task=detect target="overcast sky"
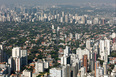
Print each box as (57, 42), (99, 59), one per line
(0, 0), (115, 5)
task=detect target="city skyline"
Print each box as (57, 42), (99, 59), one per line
(0, 0), (116, 77)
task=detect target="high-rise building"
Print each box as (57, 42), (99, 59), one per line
(65, 14), (68, 23)
(83, 55), (88, 72)
(101, 18), (105, 25)
(96, 67), (104, 77)
(52, 25), (54, 29)
(62, 11), (65, 17)
(104, 40), (110, 55)
(16, 57), (21, 72)
(81, 67), (86, 77)
(99, 40), (110, 61)
(44, 61), (49, 69)
(95, 61), (100, 76)
(87, 20), (93, 24)
(70, 54), (78, 64)
(75, 33), (81, 40)
(77, 16), (85, 24)
(100, 40), (105, 60)
(62, 64), (70, 77)
(11, 47), (27, 72)
(8, 57), (13, 71)
(64, 46), (70, 56)
(62, 65), (67, 77)
(57, 26), (60, 32)
(12, 47), (21, 57)
(86, 39), (91, 50)
(50, 68), (62, 77)
(69, 33), (73, 40)
(76, 48), (90, 60)
(93, 18), (99, 24)
(35, 60), (44, 73)
(12, 57), (21, 72)
(75, 33), (78, 40)
(71, 63), (78, 77)
(12, 47), (21, 72)
(35, 59), (49, 74)
(60, 17), (64, 23)
(103, 62), (107, 75)
(61, 55), (70, 65)
(0, 45), (3, 62)
(104, 51), (108, 63)
(66, 64), (71, 77)
(22, 70), (32, 77)
(21, 50), (28, 66)
(90, 52), (96, 71)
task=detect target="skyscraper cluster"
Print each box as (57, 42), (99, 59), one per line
(49, 38), (111, 77)
(0, 46), (28, 76)
(0, 6), (114, 25)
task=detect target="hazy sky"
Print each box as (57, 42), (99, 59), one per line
(0, 0), (115, 5)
